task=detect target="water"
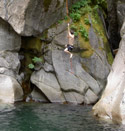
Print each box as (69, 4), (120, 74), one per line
(0, 103), (125, 131)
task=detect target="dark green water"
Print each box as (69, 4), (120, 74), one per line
(0, 103), (124, 131)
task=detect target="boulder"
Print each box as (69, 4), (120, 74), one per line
(31, 69), (65, 103)
(0, 18), (21, 51)
(0, 75), (23, 103)
(63, 92), (84, 104)
(0, 51), (22, 83)
(84, 89), (98, 104)
(31, 87), (49, 102)
(0, 51), (20, 73)
(0, 0), (76, 36)
(93, 23), (125, 124)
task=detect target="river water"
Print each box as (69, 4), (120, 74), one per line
(0, 102), (124, 131)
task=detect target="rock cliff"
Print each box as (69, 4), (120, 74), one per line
(93, 0), (125, 124)
(0, 0), (112, 104)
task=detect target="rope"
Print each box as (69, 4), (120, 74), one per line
(70, 58), (74, 74)
(66, 0), (74, 74)
(66, 0), (69, 17)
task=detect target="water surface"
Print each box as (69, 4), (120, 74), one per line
(0, 103), (124, 131)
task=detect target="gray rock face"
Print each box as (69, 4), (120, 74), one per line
(0, 18), (21, 51)
(0, 74), (23, 103)
(107, 0), (120, 49)
(31, 87), (49, 103)
(82, 26), (110, 89)
(93, 23), (125, 124)
(0, 0), (75, 36)
(107, 0), (125, 49)
(117, 1), (125, 31)
(0, 17), (23, 103)
(31, 69), (65, 103)
(31, 22), (111, 104)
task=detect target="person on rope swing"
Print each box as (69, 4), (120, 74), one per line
(64, 23), (74, 59)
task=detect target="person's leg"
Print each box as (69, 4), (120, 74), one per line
(64, 48), (73, 58)
(70, 53), (73, 58)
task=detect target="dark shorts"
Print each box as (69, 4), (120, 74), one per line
(67, 45), (74, 52)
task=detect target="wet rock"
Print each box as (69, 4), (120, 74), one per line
(0, 75), (23, 103)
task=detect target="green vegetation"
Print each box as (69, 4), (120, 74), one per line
(84, 18), (90, 25)
(70, 13), (81, 22)
(28, 57), (43, 69)
(28, 64), (35, 69)
(79, 25), (88, 41)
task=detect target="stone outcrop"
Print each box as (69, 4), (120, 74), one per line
(0, 18), (23, 103)
(31, 69), (65, 103)
(31, 21), (111, 104)
(0, 0), (76, 36)
(0, 0), (112, 104)
(0, 75), (23, 103)
(107, 0), (125, 49)
(0, 18), (21, 51)
(93, 21), (125, 124)
(117, 1), (125, 31)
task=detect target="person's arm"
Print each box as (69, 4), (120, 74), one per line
(68, 23), (71, 37)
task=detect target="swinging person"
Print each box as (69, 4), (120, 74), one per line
(64, 23), (74, 59)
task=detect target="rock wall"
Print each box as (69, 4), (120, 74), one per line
(0, 0), (112, 104)
(30, 20), (111, 104)
(93, 21), (125, 124)
(107, 0), (125, 49)
(0, 0), (76, 36)
(0, 18), (23, 103)
(0, 0), (78, 103)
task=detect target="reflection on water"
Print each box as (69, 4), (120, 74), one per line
(0, 103), (124, 131)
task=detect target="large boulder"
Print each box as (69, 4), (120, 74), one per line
(0, 0), (77, 36)
(0, 18), (21, 51)
(93, 22), (125, 124)
(31, 69), (65, 103)
(0, 75), (23, 103)
(0, 17), (23, 103)
(0, 18), (21, 79)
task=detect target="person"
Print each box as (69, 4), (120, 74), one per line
(64, 23), (74, 59)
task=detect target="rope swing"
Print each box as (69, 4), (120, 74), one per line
(66, 0), (73, 74)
